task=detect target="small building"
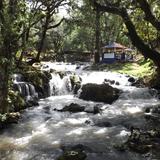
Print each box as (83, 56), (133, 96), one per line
(101, 42), (132, 63)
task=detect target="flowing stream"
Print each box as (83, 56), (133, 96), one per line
(0, 62), (160, 160)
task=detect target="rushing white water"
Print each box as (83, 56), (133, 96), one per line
(12, 74), (38, 101)
(49, 73), (72, 96)
(1, 62), (160, 160)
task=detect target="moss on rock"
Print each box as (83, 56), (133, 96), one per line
(23, 70), (52, 98)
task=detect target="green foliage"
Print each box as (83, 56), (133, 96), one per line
(105, 59), (154, 78)
(8, 89), (26, 111)
(62, 0), (131, 52)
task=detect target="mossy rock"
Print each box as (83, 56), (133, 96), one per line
(8, 89), (26, 112)
(16, 62), (51, 98)
(23, 70), (51, 98)
(0, 112), (21, 128)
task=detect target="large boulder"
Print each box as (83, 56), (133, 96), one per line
(79, 83), (120, 104)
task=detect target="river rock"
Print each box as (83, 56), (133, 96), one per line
(145, 105), (160, 122)
(79, 83), (120, 104)
(124, 127), (160, 154)
(84, 105), (102, 114)
(70, 74), (82, 94)
(57, 103), (85, 113)
(57, 144), (88, 160)
(128, 77), (136, 83)
(0, 112), (21, 128)
(131, 78), (145, 87)
(95, 120), (112, 127)
(104, 79), (115, 85)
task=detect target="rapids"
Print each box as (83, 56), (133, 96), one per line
(0, 62), (160, 160)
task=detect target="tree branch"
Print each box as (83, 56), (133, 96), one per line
(47, 18), (64, 29)
(137, 0), (160, 30)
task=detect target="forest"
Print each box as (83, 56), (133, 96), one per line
(0, 0), (160, 160)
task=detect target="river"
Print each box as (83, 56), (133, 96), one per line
(0, 62), (159, 160)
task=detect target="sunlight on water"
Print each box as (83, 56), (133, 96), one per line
(15, 123), (48, 146)
(15, 135), (32, 146)
(54, 121), (65, 127)
(81, 71), (130, 86)
(32, 123), (48, 135)
(51, 140), (61, 147)
(66, 128), (85, 136)
(10, 152), (29, 160)
(93, 128), (108, 135)
(125, 106), (142, 114)
(65, 118), (89, 125)
(118, 130), (130, 137)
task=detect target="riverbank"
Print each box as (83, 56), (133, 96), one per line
(88, 57), (158, 87)
(90, 58), (154, 77)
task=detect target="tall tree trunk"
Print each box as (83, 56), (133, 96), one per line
(0, 63), (9, 114)
(0, 38), (11, 113)
(17, 25), (27, 67)
(94, 7), (100, 63)
(0, 0), (18, 113)
(36, 14), (50, 61)
(0, 69), (8, 114)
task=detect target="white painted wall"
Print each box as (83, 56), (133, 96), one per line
(104, 53), (115, 58)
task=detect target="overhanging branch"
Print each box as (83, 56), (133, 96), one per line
(137, 0), (160, 30)
(47, 18), (64, 29)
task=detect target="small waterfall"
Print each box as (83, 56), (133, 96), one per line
(13, 74), (38, 101)
(49, 72), (72, 96)
(12, 74), (24, 83)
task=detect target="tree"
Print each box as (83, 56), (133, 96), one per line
(90, 0), (160, 69)
(63, 0), (96, 52)
(35, 0), (66, 61)
(0, 0), (24, 113)
(94, 6), (101, 63)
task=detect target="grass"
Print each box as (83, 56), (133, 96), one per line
(112, 60), (154, 78)
(91, 57), (155, 78)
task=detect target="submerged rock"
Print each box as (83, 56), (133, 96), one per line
(79, 83), (120, 104)
(95, 121), (112, 127)
(55, 103), (102, 114)
(57, 144), (88, 160)
(84, 105), (102, 114)
(104, 79), (115, 85)
(57, 150), (86, 160)
(56, 103), (85, 113)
